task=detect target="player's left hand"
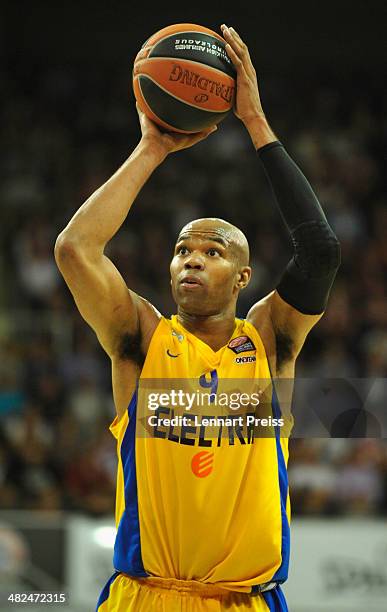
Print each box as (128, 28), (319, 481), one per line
(220, 25), (265, 127)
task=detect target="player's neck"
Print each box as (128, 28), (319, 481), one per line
(177, 308), (236, 352)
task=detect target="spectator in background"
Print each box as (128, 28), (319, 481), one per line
(0, 440), (19, 509)
(65, 438), (115, 516)
(335, 441), (385, 514)
(288, 440), (337, 515)
(14, 220), (61, 309)
(68, 376), (112, 437)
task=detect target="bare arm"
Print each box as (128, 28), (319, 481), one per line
(246, 293), (322, 377)
(55, 46), (217, 359)
(55, 138), (166, 356)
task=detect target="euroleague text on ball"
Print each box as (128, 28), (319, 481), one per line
(174, 39), (231, 63)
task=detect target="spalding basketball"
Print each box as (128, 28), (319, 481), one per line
(133, 23), (236, 133)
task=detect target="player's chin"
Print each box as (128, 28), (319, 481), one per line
(175, 292), (214, 315)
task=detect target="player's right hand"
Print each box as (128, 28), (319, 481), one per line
(136, 104), (216, 156)
(133, 48), (217, 157)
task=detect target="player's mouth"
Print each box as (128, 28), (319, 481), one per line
(180, 275), (203, 289)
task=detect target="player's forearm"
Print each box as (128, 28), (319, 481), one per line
(257, 141), (341, 314)
(243, 114), (278, 150)
(57, 141), (165, 251)
(257, 141), (331, 229)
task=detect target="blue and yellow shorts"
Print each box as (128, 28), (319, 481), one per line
(96, 573), (288, 611)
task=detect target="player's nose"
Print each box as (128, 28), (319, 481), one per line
(184, 253), (205, 270)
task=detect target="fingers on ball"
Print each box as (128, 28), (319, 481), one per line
(225, 43), (242, 67)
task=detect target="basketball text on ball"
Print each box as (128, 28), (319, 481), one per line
(168, 64), (234, 103)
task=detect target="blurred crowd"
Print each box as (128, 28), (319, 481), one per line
(0, 58), (386, 516)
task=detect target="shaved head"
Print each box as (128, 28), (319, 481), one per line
(171, 217), (252, 315)
(177, 218), (250, 266)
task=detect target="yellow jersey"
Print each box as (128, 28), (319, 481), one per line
(110, 315), (290, 593)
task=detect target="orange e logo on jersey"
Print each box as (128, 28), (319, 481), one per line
(191, 451), (214, 478)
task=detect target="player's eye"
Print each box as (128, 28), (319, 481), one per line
(207, 248), (220, 257)
(177, 246), (189, 255)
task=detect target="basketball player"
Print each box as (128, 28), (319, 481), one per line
(55, 25), (340, 612)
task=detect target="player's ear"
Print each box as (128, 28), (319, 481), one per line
(236, 266), (252, 290)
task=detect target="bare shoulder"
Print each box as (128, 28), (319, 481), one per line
(246, 291), (296, 377)
(112, 295), (162, 418)
(246, 293), (277, 373)
(115, 293), (162, 363)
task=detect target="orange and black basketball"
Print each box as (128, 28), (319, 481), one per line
(133, 23), (236, 133)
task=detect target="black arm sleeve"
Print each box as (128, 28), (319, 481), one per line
(258, 141), (341, 315)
